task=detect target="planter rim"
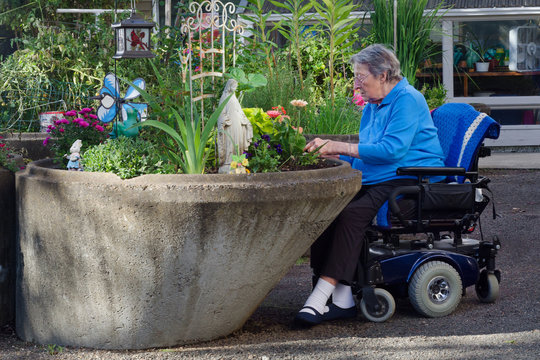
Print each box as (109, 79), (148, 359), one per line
(22, 158), (360, 185)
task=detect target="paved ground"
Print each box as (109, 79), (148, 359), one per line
(1, 168), (539, 359)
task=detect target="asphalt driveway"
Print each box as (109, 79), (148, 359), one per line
(1, 169), (539, 359)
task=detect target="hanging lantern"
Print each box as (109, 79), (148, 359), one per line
(112, 11), (155, 59)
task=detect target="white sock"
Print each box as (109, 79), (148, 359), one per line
(299, 278), (335, 315)
(332, 283), (355, 309)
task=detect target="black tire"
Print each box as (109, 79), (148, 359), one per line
(408, 261), (463, 318)
(360, 288), (396, 322)
(475, 270), (500, 303)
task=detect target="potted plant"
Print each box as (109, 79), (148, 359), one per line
(15, 69), (363, 350)
(464, 29), (494, 72)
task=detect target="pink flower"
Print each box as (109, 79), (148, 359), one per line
(95, 125), (104, 132)
(0, 143), (5, 148)
(61, 118), (70, 124)
(80, 107), (93, 114)
(65, 110), (77, 117)
(88, 114), (98, 119)
(59, 128), (65, 133)
(352, 90), (365, 107)
(91, 121), (98, 127)
(79, 121), (90, 128)
(73, 117), (83, 123)
(266, 110), (281, 119)
(43, 137), (51, 146)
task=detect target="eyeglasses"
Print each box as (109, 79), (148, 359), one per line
(354, 73), (370, 85)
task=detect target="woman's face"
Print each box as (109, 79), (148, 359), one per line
(353, 63), (384, 104)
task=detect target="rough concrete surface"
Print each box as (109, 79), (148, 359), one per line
(1, 169), (538, 359)
(14, 159), (362, 350)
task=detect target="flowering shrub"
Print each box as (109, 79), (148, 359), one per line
(44, 107), (108, 159)
(245, 103), (319, 173)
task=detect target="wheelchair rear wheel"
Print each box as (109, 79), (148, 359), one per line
(408, 261), (462, 318)
(359, 288), (396, 322)
(475, 270), (500, 303)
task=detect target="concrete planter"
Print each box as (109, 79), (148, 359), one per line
(0, 168), (15, 327)
(16, 159), (362, 350)
(2, 132), (53, 160)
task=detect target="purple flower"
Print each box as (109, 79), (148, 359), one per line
(79, 120), (90, 128)
(73, 117), (83, 123)
(42, 136), (51, 146)
(275, 144), (283, 154)
(253, 141), (259, 148)
(95, 125), (104, 132)
(88, 114), (98, 119)
(65, 110), (77, 117)
(261, 134), (271, 142)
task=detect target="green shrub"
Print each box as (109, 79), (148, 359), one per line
(83, 136), (175, 179)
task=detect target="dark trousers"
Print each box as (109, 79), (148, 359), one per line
(311, 178), (416, 284)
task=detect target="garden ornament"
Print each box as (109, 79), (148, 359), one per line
(95, 73), (147, 133)
(217, 79), (253, 174)
(110, 106), (140, 139)
(65, 139), (83, 171)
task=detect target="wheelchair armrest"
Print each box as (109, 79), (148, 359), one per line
(388, 185), (422, 227)
(396, 166), (467, 177)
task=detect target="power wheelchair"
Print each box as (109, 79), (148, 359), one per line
(351, 103), (502, 322)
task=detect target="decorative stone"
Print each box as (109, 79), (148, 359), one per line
(16, 159), (362, 349)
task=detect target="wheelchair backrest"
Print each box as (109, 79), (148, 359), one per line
(431, 103), (500, 183)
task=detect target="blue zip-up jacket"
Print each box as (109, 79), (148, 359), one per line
(340, 78), (445, 185)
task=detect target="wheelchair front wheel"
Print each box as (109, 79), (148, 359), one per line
(408, 261), (462, 318)
(475, 270), (500, 303)
(359, 288), (396, 322)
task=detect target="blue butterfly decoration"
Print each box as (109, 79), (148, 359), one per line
(97, 73), (148, 125)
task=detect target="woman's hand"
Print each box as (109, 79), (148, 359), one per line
(304, 138), (359, 158)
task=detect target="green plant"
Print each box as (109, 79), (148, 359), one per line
(226, 68), (267, 99)
(83, 136), (174, 179)
(310, 0), (359, 107)
(240, 0), (280, 77)
(128, 61), (231, 174)
(302, 95), (361, 135)
(420, 82), (447, 110)
(241, 64), (313, 116)
(243, 107), (274, 137)
(43, 107), (108, 159)
(270, 0), (313, 88)
(45, 343), (64, 355)
(370, 0), (445, 87)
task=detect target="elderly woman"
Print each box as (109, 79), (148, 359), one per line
(296, 44), (445, 326)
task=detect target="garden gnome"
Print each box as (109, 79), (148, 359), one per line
(66, 139), (83, 171)
(217, 79), (253, 173)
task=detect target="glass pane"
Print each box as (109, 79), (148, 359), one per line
(452, 19), (540, 98)
(491, 108), (540, 126)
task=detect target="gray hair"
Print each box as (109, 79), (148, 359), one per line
(351, 44), (402, 83)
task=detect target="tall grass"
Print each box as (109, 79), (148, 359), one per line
(302, 96), (361, 135)
(370, 0), (445, 87)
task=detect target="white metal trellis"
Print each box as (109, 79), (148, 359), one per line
(180, 0), (244, 124)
